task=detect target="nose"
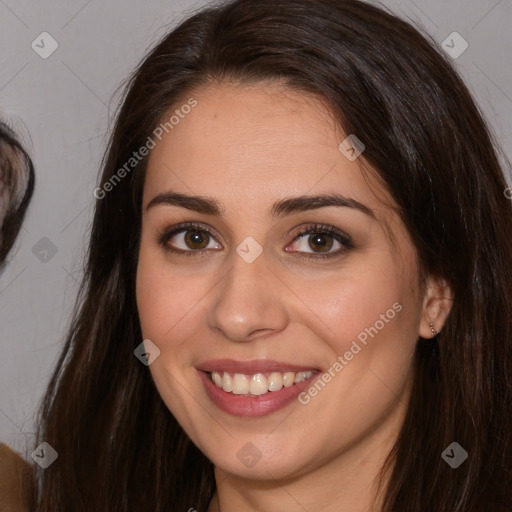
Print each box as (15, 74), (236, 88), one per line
(206, 246), (289, 343)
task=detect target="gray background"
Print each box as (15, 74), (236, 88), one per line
(1, 0), (511, 462)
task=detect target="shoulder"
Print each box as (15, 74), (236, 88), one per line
(0, 443), (34, 512)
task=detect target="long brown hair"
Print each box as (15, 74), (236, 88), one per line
(33, 0), (512, 510)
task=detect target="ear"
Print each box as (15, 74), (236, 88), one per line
(418, 276), (454, 339)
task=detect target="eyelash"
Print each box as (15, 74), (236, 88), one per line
(157, 222), (354, 260)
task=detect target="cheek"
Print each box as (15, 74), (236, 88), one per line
(298, 261), (411, 351)
(135, 243), (196, 345)
(135, 249), (203, 412)
(294, 257), (422, 413)
(292, 264), (418, 443)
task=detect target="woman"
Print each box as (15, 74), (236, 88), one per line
(0, 121), (35, 511)
(32, 0), (512, 510)
(0, 121), (34, 269)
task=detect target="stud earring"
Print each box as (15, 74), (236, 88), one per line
(429, 322), (438, 338)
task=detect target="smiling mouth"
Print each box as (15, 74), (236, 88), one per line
(209, 370), (318, 397)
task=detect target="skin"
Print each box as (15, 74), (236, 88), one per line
(136, 82), (453, 512)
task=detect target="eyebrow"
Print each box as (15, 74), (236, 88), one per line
(146, 191), (376, 219)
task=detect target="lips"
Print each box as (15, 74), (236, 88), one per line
(196, 359), (321, 417)
(197, 358), (319, 374)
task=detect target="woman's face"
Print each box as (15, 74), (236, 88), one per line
(136, 82), (434, 481)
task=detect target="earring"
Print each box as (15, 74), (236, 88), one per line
(429, 322), (438, 338)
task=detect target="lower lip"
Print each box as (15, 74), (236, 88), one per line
(198, 370), (319, 418)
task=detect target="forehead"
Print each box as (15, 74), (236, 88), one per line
(143, 83), (393, 218)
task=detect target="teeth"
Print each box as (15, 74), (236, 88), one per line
(294, 371), (311, 383)
(232, 373), (249, 395)
(212, 372), (222, 387)
(210, 370), (315, 396)
(221, 373), (233, 392)
(283, 372), (295, 387)
(268, 372), (283, 392)
(249, 373), (268, 395)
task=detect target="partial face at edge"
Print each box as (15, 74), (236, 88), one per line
(135, 82), (442, 481)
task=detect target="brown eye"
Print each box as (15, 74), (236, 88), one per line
(286, 223), (354, 259)
(158, 223), (222, 255)
(306, 233), (334, 253)
(183, 230), (210, 250)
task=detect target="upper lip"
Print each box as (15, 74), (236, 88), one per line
(196, 359), (320, 374)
